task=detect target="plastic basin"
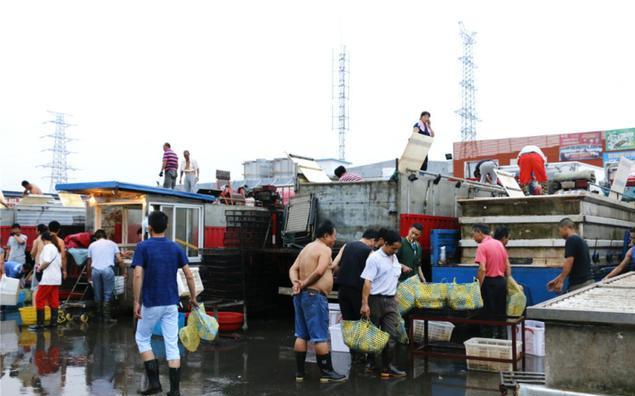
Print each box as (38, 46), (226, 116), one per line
(208, 311), (243, 332)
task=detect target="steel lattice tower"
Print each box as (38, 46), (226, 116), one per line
(332, 46), (350, 161)
(456, 21), (479, 159)
(40, 111), (75, 192)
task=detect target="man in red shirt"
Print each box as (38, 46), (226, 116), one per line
(473, 223), (511, 339)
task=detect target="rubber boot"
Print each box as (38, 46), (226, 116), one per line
(48, 308), (59, 328)
(28, 309), (46, 332)
(295, 351), (306, 382)
(138, 359), (162, 395)
(96, 302), (103, 320)
(380, 344), (406, 379)
(166, 367), (181, 396)
(316, 353), (346, 383)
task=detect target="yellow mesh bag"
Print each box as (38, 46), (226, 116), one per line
(341, 319), (390, 353)
(507, 277), (527, 317)
(397, 318), (409, 345)
(396, 275), (421, 314)
(446, 279), (483, 310)
(415, 283), (448, 309)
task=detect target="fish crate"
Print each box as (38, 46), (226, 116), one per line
(412, 320), (455, 343)
(464, 338), (523, 373)
(19, 306), (51, 325)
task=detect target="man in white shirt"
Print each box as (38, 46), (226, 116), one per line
(179, 150), (200, 193)
(360, 230), (408, 379)
(518, 145), (548, 195)
(87, 229), (124, 322)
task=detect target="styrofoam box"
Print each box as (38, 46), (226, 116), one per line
(0, 275), (20, 306)
(328, 303), (342, 326)
(413, 320), (455, 343)
(464, 337), (523, 373)
(329, 323), (349, 352)
(177, 267), (204, 297)
(507, 320), (545, 357)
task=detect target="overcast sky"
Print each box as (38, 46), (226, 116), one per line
(1, 0), (634, 192)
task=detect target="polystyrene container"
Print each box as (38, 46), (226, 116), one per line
(413, 320), (455, 343)
(177, 267), (204, 297)
(507, 320), (545, 357)
(329, 323), (349, 352)
(0, 275), (20, 305)
(328, 303), (342, 326)
(464, 337), (523, 372)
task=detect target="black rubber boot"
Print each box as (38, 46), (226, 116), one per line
(380, 344), (406, 379)
(48, 309), (59, 328)
(316, 353), (346, 383)
(166, 367), (181, 396)
(366, 354), (378, 373)
(295, 351), (306, 382)
(96, 302), (103, 319)
(138, 359), (162, 395)
(28, 309), (46, 332)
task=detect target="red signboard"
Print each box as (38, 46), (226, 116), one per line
(559, 132), (602, 147)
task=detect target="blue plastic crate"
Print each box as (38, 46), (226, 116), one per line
(431, 229), (460, 266)
(152, 312), (186, 336)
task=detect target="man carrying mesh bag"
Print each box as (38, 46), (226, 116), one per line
(360, 230), (409, 379)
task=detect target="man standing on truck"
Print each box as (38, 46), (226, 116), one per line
(547, 218), (593, 293)
(160, 143), (179, 190)
(360, 230), (408, 378)
(289, 220), (346, 383)
(473, 223), (511, 339)
(133, 211), (199, 396)
(179, 150), (200, 193)
(413, 111), (435, 171)
(517, 145), (548, 195)
(473, 160), (499, 185)
(21, 180), (43, 196)
(334, 166), (363, 182)
(397, 223), (425, 282)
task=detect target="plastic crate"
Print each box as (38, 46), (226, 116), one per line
(400, 214), (459, 250)
(430, 229), (461, 266)
(19, 306), (52, 325)
(507, 320), (545, 356)
(413, 320), (455, 343)
(328, 303), (342, 326)
(204, 227), (226, 248)
(464, 337), (523, 372)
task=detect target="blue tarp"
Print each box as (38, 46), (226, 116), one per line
(56, 181), (215, 202)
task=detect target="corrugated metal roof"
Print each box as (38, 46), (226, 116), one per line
(56, 181), (215, 202)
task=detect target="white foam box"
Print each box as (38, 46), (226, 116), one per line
(0, 275), (20, 306)
(329, 323), (349, 353)
(507, 320), (545, 357)
(177, 267), (204, 297)
(328, 303), (342, 326)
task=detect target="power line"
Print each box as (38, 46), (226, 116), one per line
(39, 111), (77, 192)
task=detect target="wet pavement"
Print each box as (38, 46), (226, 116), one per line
(0, 310), (542, 395)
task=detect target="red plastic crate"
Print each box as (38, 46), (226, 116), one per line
(399, 214), (459, 250)
(204, 226), (226, 248)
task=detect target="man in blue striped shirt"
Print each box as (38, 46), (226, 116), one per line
(160, 142), (179, 189)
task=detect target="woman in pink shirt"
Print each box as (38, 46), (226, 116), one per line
(473, 224), (511, 339)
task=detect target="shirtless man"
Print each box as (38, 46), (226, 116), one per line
(21, 180), (43, 196)
(289, 220), (346, 383)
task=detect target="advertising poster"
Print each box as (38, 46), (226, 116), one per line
(559, 132), (603, 161)
(605, 128), (635, 151)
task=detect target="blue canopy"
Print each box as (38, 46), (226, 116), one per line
(56, 181), (215, 202)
